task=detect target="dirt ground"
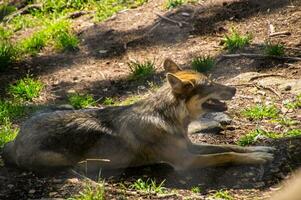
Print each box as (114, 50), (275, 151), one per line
(1, 0), (301, 199)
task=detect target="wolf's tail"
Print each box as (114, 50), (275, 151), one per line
(2, 141), (17, 167)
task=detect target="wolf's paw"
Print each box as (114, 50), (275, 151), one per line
(244, 152), (274, 164)
(247, 146), (276, 153)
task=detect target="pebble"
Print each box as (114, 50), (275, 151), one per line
(28, 189), (36, 194)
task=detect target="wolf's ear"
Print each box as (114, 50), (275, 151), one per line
(167, 73), (193, 94)
(163, 58), (182, 73)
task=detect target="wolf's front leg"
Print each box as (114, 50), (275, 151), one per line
(188, 143), (275, 154)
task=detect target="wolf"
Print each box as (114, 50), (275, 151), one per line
(3, 58), (274, 172)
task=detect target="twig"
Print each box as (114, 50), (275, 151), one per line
(230, 83), (281, 97)
(249, 74), (287, 81)
(66, 10), (95, 19)
(269, 31), (291, 37)
(3, 4), (42, 23)
(155, 13), (188, 27)
(219, 53), (301, 61)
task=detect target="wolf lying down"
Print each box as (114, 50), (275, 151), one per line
(3, 59), (274, 172)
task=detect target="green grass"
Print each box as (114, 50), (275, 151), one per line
(271, 117), (299, 126)
(9, 76), (44, 101)
(0, 4), (16, 20)
(241, 104), (279, 120)
(68, 184), (105, 200)
(237, 129), (301, 146)
(68, 93), (96, 109)
(129, 178), (166, 194)
(191, 186), (202, 194)
(211, 190), (234, 200)
(264, 42), (285, 56)
(94, 0), (147, 21)
(21, 32), (48, 55)
(8, 15), (44, 31)
(118, 95), (141, 106)
(0, 39), (16, 71)
(283, 94), (301, 109)
(166, 0), (184, 9)
(0, 120), (19, 148)
(54, 31), (79, 51)
(191, 55), (215, 73)
(223, 29), (251, 52)
(0, 100), (25, 124)
(102, 97), (115, 105)
(128, 60), (156, 80)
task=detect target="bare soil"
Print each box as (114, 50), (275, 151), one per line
(1, 0), (301, 199)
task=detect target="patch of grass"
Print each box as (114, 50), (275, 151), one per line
(21, 31), (48, 55)
(191, 55), (215, 73)
(94, 0), (147, 21)
(0, 120), (19, 148)
(9, 76), (44, 101)
(166, 0), (184, 9)
(237, 129), (301, 146)
(242, 104), (279, 120)
(283, 94), (301, 109)
(191, 186), (202, 194)
(9, 15), (44, 31)
(117, 95), (141, 106)
(223, 29), (251, 52)
(128, 60), (156, 80)
(0, 100), (25, 124)
(211, 190), (234, 200)
(102, 97), (115, 105)
(68, 184), (105, 200)
(264, 42), (285, 56)
(271, 117), (299, 126)
(68, 93), (96, 109)
(129, 178), (166, 194)
(0, 39), (16, 71)
(54, 30), (79, 51)
(0, 4), (16, 20)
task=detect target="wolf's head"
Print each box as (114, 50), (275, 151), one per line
(164, 58), (236, 118)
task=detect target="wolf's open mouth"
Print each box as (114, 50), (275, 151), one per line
(202, 98), (227, 112)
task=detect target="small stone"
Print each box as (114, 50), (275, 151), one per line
(188, 118), (222, 134)
(7, 184), (14, 189)
(284, 85), (292, 91)
(49, 192), (58, 197)
(203, 112), (232, 125)
(66, 178), (79, 184)
(28, 189), (35, 194)
(254, 182), (265, 188)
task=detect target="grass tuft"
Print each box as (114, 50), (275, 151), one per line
(0, 100), (25, 124)
(166, 0), (184, 9)
(102, 97), (115, 105)
(128, 60), (156, 80)
(68, 93), (96, 109)
(223, 29), (251, 52)
(191, 55), (215, 73)
(0, 40), (16, 71)
(21, 32), (48, 55)
(130, 178), (166, 194)
(242, 104), (279, 120)
(68, 184), (105, 200)
(54, 31), (79, 51)
(191, 186), (202, 194)
(283, 94), (301, 109)
(264, 42), (285, 56)
(237, 129), (301, 146)
(211, 190), (234, 200)
(0, 120), (19, 148)
(9, 76), (44, 101)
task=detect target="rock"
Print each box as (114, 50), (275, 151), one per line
(203, 112), (232, 125)
(188, 118), (222, 134)
(28, 189), (35, 194)
(66, 178), (79, 184)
